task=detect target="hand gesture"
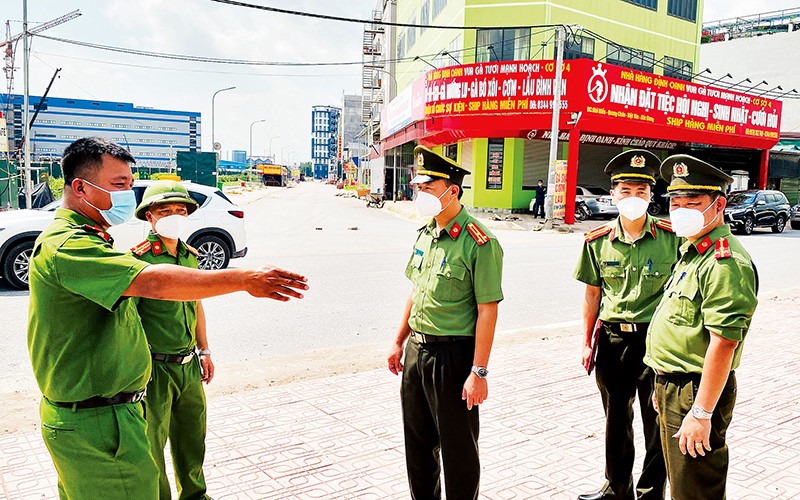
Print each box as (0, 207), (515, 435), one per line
(674, 412), (712, 458)
(247, 266), (308, 300)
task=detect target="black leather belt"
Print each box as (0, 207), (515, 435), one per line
(411, 331), (471, 344)
(51, 390), (146, 410)
(152, 352), (195, 364)
(605, 322), (649, 334)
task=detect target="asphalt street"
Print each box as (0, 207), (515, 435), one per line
(2, 182), (800, 432)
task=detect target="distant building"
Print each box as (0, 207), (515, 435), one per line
(310, 105), (341, 180)
(0, 94), (200, 171)
(342, 94), (367, 159)
(231, 149), (247, 164)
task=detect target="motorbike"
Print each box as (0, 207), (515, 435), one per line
(575, 199), (590, 221)
(365, 193), (385, 209)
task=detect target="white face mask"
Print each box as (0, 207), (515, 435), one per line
(414, 188), (452, 218)
(616, 196), (649, 221)
(154, 214), (189, 240)
(669, 201), (718, 237)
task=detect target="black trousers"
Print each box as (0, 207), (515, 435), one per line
(401, 337), (479, 500)
(655, 372), (736, 500)
(594, 326), (667, 499)
(533, 199), (545, 217)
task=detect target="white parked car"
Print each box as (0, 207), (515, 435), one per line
(0, 180), (247, 290)
(576, 185), (618, 218)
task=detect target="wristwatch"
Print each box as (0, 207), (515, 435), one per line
(471, 366), (489, 378)
(197, 349), (212, 357)
(691, 404), (713, 420)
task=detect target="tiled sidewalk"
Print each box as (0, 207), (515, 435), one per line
(2, 290), (799, 499)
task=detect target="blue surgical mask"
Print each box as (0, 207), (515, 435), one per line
(80, 179), (137, 226)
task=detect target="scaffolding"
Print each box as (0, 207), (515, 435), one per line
(361, 9), (384, 131)
(703, 7), (800, 42)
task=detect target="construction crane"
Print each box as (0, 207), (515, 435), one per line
(2, 9), (81, 98)
(2, 7), (80, 209)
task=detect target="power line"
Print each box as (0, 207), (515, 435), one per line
(209, 0), (569, 31)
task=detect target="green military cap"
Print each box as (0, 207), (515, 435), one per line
(603, 149), (660, 184)
(135, 180), (198, 220)
(660, 154), (733, 196)
(410, 145), (471, 186)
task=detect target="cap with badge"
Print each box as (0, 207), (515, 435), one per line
(135, 180), (199, 220)
(660, 154), (733, 197)
(410, 145), (471, 186)
(603, 149), (661, 184)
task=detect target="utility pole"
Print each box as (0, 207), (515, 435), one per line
(22, 0), (32, 209)
(543, 26), (565, 230)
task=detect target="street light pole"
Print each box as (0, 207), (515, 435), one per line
(268, 136), (280, 162)
(211, 86), (235, 157)
(249, 119), (267, 164)
(281, 145), (290, 165)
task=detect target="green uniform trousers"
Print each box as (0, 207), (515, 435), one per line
(401, 337), (480, 500)
(144, 357), (209, 500)
(40, 397), (159, 500)
(595, 326), (666, 499)
(655, 372), (736, 500)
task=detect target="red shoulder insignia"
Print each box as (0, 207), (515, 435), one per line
(655, 219), (673, 232)
(650, 220), (657, 238)
(584, 224), (613, 243)
(130, 241), (152, 257)
(715, 237), (732, 260)
(466, 222), (489, 246)
(82, 224), (111, 243)
(696, 236), (713, 255)
(185, 244), (199, 257)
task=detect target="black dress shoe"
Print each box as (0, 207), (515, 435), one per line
(577, 493), (612, 500)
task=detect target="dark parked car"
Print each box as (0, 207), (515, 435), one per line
(724, 190), (791, 235)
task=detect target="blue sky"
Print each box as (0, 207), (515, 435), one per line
(4, 0), (796, 162)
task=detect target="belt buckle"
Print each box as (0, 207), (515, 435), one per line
(131, 390), (146, 403)
(181, 353), (194, 364)
(620, 323), (634, 333)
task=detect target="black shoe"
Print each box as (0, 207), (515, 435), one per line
(578, 493), (613, 500)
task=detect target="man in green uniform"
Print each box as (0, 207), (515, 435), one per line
(645, 155), (758, 500)
(131, 181), (212, 499)
(387, 146), (504, 500)
(28, 137), (308, 499)
(574, 150), (678, 500)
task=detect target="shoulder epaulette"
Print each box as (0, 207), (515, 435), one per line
(584, 224), (613, 243)
(465, 222), (490, 246)
(82, 224), (111, 243)
(185, 244), (199, 257)
(131, 240), (152, 257)
(655, 219), (673, 232)
(715, 237), (732, 260)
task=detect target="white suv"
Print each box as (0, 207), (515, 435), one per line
(0, 180), (247, 290)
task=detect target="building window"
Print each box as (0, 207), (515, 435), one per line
(622, 0), (658, 10)
(432, 0), (447, 18)
(476, 28), (531, 62)
(606, 43), (654, 72)
(560, 35), (595, 60)
(420, 1), (429, 34)
(444, 144), (457, 161)
(407, 18), (417, 51)
(663, 56), (693, 80)
(668, 0), (697, 21)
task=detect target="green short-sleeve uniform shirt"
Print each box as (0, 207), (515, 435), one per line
(644, 225), (758, 374)
(27, 208), (151, 403)
(405, 207), (504, 337)
(573, 214), (681, 323)
(132, 233), (199, 354)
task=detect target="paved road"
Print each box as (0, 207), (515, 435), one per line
(2, 182), (800, 427)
